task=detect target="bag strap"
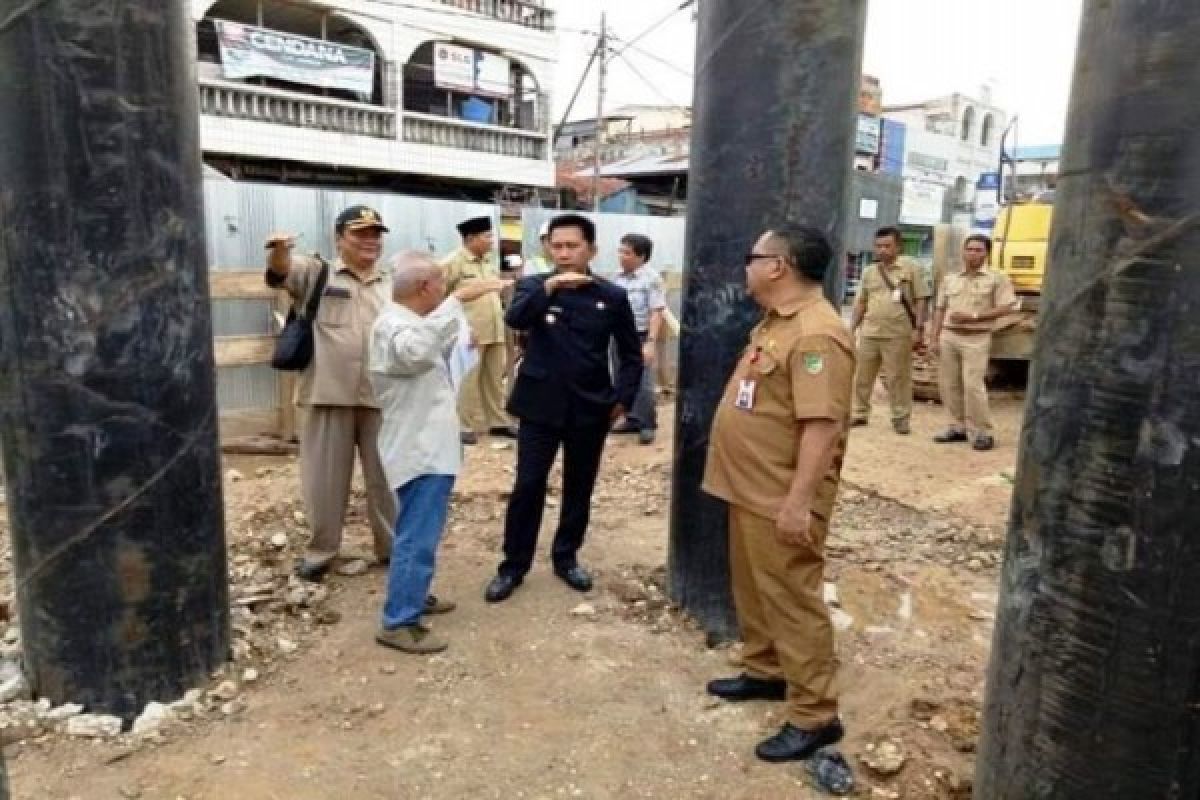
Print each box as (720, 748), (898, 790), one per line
(876, 264), (917, 329)
(301, 255), (331, 320)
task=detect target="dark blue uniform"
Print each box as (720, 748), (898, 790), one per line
(498, 272), (643, 577)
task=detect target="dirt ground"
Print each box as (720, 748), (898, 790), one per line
(5, 386), (1020, 800)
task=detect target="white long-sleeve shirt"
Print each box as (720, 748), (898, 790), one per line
(368, 297), (465, 491)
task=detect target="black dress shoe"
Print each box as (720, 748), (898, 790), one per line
(933, 429), (969, 443)
(488, 426), (519, 439)
(485, 573), (523, 603)
(460, 431), (479, 446)
(554, 565), (593, 592)
(610, 422), (640, 434)
(973, 434), (996, 451)
(755, 719), (845, 763)
(706, 673), (788, 702)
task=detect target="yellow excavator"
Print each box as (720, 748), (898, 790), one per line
(988, 190), (1053, 362)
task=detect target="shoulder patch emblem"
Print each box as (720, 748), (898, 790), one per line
(804, 352), (824, 375)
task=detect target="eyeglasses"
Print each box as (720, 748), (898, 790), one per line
(744, 253), (781, 266)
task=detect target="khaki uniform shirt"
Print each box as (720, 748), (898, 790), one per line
(937, 268), (1018, 335)
(858, 257), (931, 339)
(703, 295), (856, 522)
(268, 256), (390, 408)
(441, 248), (505, 345)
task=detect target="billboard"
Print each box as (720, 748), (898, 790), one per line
(880, 119), (906, 176)
(216, 21), (375, 95)
(435, 43), (512, 98)
(900, 180), (946, 226)
(973, 172), (1001, 232)
(855, 114), (881, 156)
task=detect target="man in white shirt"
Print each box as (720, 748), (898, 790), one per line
(369, 251), (509, 654)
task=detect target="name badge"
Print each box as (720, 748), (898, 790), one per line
(891, 288), (902, 303)
(734, 379), (757, 410)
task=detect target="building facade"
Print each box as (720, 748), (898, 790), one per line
(191, 0), (557, 197)
(883, 88), (1007, 229)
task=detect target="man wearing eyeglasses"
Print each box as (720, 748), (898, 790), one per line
(702, 226), (855, 763)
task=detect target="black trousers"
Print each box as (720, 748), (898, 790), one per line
(499, 418), (609, 577)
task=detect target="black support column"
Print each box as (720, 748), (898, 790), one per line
(669, 0), (867, 637)
(977, 2), (1200, 795)
(0, 2), (230, 719)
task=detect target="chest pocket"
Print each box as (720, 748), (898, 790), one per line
(566, 305), (610, 337)
(317, 287), (353, 327)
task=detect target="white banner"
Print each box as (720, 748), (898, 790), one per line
(434, 43), (511, 98)
(434, 43), (476, 93)
(216, 21), (375, 95)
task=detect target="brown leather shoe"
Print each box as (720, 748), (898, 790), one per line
(423, 594), (456, 615)
(376, 624), (447, 654)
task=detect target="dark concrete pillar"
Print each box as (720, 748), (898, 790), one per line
(977, 2), (1200, 795)
(0, 2), (230, 720)
(669, 0), (867, 637)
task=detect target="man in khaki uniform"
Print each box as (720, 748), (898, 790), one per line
(265, 206), (396, 581)
(850, 226), (931, 434)
(703, 225), (855, 763)
(930, 234), (1017, 451)
(441, 216), (515, 445)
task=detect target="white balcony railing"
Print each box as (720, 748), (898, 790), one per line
(402, 112), (548, 160)
(199, 78), (397, 139)
(436, 0), (555, 31)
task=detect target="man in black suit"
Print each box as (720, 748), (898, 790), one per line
(485, 214), (643, 603)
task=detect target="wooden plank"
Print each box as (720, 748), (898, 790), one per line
(218, 409), (279, 440)
(209, 271), (277, 300)
(214, 335), (275, 368)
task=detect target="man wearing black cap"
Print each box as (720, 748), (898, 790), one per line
(264, 205), (396, 581)
(441, 216), (516, 444)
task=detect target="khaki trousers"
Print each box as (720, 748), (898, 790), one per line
(729, 505), (839, 728)
(300, 406), (395, 566)
(459, 342), (510, 433)
(852, 335), (912, 423)
(938, 331), (993, 434)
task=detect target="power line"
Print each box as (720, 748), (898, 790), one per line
(611, 37), (694, 79)
(611, 51), (689, 112)
(611, 0), (696, 59)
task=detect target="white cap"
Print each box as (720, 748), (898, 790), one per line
(539, 221), (551, 238)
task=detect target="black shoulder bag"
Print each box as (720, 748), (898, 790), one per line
(271, 255), (330, 371)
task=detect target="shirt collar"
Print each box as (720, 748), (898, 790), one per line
(335, 258), (384, 284)
(771, 294), (823, 318)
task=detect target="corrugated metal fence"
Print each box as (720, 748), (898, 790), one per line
(203, 179), (687, 438)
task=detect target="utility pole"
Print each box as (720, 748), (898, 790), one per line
(976, 2), (1200, 796)
(591, 12), (608, 213)
(0, 2), (231, 720)
(669, 0), (866, 637)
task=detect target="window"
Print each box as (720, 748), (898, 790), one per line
(961, 106), (975, 142)
(981, 113), (994, 147)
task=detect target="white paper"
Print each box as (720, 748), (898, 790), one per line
(446, 308), (479, 395)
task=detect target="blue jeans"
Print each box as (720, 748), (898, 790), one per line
(381, 475), (456, 630)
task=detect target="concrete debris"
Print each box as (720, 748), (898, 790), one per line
(132, 702), (174, 736)
(66, 714), (124, 738)
(336, 559), (370, 577)
(209, 681), (239, 702)
(0, 672), (29, 704)
(570, 603), (597, 617)
(861, 740), (907, 776)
